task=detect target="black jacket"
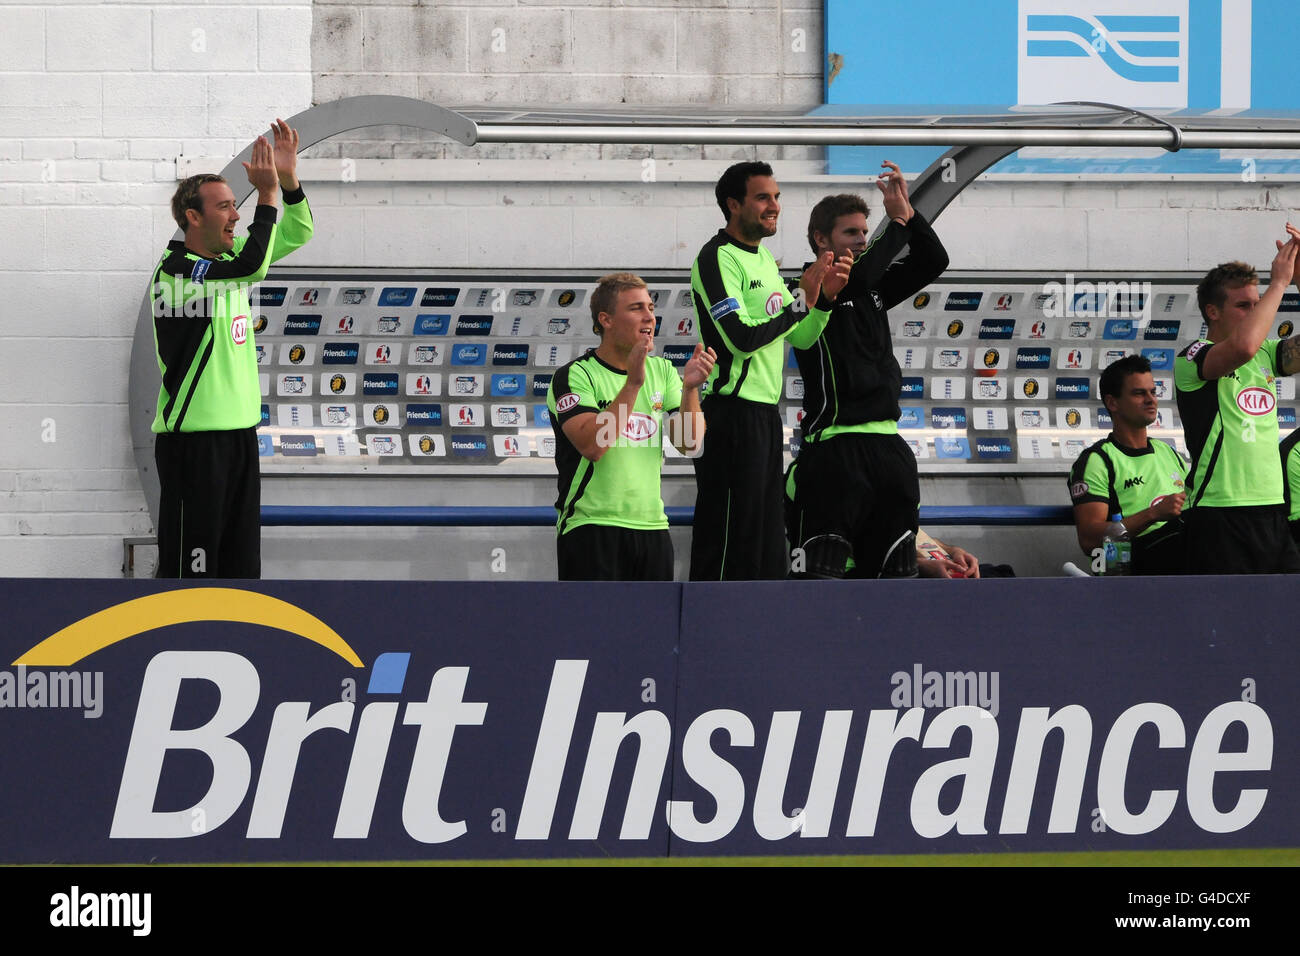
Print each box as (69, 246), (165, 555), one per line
(790, 211), (949, 436)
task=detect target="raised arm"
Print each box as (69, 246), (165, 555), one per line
(269, 118), (313, 261)
(154, 137), (281, 297)
(1277, 225), (1300, 375)
(878, 211), (950, 310)
(1200, 229), (1298, 380)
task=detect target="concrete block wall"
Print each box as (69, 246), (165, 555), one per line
(311, 0), (823, 123)
(3, 0), (1297, 578)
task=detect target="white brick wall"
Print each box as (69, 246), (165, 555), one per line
(152, 9), (262, 73)
(4, 0), (1297, 579)
(47, 8), (153, 72)
(3, 7), (46, 72)
(0, 2), (312, 576)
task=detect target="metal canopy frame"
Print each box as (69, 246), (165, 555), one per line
(130, 96), (1300, 526)
(457, 101), (1300, 149)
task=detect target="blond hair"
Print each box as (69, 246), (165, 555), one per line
(590, 272), (648, 335)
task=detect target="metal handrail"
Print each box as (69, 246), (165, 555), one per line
(259, 505), (1074, 527)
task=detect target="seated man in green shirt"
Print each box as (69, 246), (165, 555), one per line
(1175, 225), (1300, 573)
(1068, 355), (1188, 574)
(547, 273), (716, 580)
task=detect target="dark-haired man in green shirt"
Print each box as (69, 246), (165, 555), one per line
(688, 161), (849, 580)
(1068, 354), (1188, 573)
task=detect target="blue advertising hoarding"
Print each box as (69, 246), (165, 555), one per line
(0, 578), (1295, 861)
(824, 0), (1300, 175)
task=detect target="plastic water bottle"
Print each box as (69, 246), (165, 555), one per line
(1101, 513), (1131, 576)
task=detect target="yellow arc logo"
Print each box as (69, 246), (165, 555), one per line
(14, 588), (364, 668)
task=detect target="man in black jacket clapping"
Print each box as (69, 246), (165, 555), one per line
(785, 161), (952, 579)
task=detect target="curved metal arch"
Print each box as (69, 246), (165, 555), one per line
(862, 143), (1016, 252)
(129, 98), (478, 527)
(910, 144), (1019, 222)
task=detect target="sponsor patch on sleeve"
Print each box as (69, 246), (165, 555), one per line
(1070, 480), (1089, 499)
(709, 297), (741, 322)
(191, 259), (211, 284)
(1186, 340), (1208, 361)
(556, 392), (581, 414)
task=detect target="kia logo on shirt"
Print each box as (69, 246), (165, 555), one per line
(623, 413), (658, 441)
(1237, 387), (1276, 415)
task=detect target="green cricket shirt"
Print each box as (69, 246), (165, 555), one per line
(547, 350), (684, 534)
(1175, 338), (1284, 507)
(150, 190), (314, 433)
(690, 230), (830, 405)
